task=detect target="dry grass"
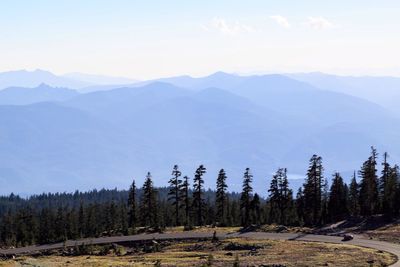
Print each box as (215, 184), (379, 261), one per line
(0, 237), (395, 267)
(365, 223), (400, 243)
(163, 226), (240, 234)
(256, 224), (313, 233)
(163, 224), (311, 235)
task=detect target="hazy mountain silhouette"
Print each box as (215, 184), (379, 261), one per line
(0, 83), (78, 105)
(0, 69), (91, 89)
(1, 72), (399, 194)
(287, 72), (400, 115)
(0, 83), (282, 193)
(158, 71), (245, 90)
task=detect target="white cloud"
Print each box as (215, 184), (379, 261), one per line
(202, 17), (255, 35)
(306, 16), (334, 30)
(269, 15), (290, 28)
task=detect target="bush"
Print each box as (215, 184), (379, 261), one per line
(99, 244), (112, 256)
(114, 245), (126, 256)
(128, 227), (137, 235)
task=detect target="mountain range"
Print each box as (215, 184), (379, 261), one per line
(0, 70), (400, 195)
(0, 69), (139, 91)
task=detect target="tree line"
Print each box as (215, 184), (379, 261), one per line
(1, 147), (399, 247)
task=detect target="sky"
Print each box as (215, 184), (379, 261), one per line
(1, 0), (400, 79)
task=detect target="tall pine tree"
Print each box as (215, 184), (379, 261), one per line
(215, 169), (228, 225)
(382, 164), (399, 217)
(303, 155), (324, 225)
(179, 175), (191, 227)
(240, 168), (253, 226)
(128, 179), (137, 229)
(380, 153), (399, 217)
(328, 172), (348, 222)
(268, 168), (292, 224)
(359, 147), (379, 216)
(192, 165), (206, 226)
(348, 172), (360, 216)
(139, 172), (159, 228)
(168, 165), (182, 226)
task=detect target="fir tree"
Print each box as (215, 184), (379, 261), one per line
(380, 152), (390, 199)
(128, 179), (137, 229)
(205, 196), (215, 225)
(359, 147), (379, 216)
(179, 175), (191, 227)
(78, 202), (85, 238)
(38, 208), (56, 244)
(168, 165), (182, 226)
(1, 210), (15, 246)
(240, 168), (253, 226)
(215, 169), (228, 225)
(54, 207), (66, 241)
(192, 165), (206, 226)
(106, 201), (117, 232)
(85, 204), (98, 237)
(119, 204), (128, 235)
(380, 153), (399, 217)
(268, 169), (280, 223)
(22, 206), (37, 245)
(348, 172), (360, 216)
(140, 172), (159, 228)
(230, 199), (240, 226)
(303, 155), (324, 225)
(278, 168), (292, 224)
(225, 195), (233, 226)
(268, 168), (292, 224)
(328, 172), (348, 222)
(250, 193), (261, 225)
(321, 177), (329, 224)
(382, 165), (399, 217)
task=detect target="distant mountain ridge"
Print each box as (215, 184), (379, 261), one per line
(0, 69), (91, 89)
(0, 83), (78, 105)
(0, 71), (400, 195)
(287, 72), (400, 115)
(0, 69), (138, 90)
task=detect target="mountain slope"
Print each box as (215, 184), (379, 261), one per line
(287, 73), (400, 115)
(158, 71), (245, 90)
(0, 83), (79, 105)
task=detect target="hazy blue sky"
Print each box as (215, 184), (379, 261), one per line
(1, 0), (399, 79)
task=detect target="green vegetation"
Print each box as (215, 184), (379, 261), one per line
(1, 147), (400, 248)
(215, 169), (228, 226)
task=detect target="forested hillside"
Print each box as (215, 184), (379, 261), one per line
(1, 147), (399, 247)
